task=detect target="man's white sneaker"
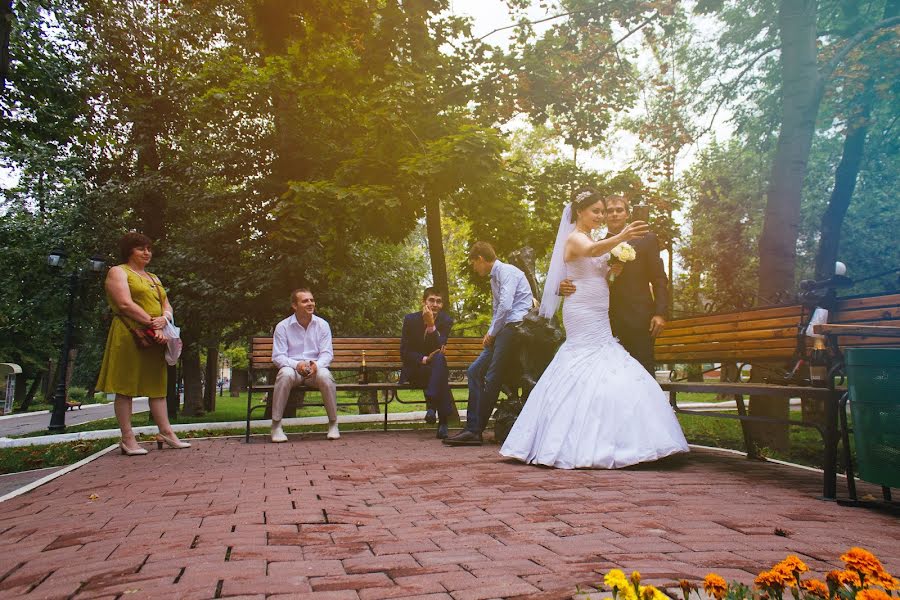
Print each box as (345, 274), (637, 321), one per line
(271, 422), (288, 443)
(326, 422), (340, 440)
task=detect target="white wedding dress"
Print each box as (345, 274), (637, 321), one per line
(500, 254), (689, 469)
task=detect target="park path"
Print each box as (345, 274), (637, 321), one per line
(0, 398), (149, 438)
(0, 431), (896, 599)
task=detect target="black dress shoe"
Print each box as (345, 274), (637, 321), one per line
(442, 430), (483, 446)
(436, 424), (449, 439)
(424, 408), (437, 424)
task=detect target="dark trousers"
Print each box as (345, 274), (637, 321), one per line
(407, 353), (453, 424)
(615, 322), (655, 375)
(465, 325), (519, 433)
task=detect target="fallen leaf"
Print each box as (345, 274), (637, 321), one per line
(88, 494), (99, 501)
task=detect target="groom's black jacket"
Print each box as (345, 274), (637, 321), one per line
(604, 232), (669, 373)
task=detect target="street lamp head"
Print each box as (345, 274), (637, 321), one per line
(88, 254), (107, 273)
(47, 248), (68, 270)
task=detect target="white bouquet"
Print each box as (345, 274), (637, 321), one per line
(608, 242), (636, 282)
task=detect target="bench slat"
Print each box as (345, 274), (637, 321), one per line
(657, 327), (798, 346)
(660, 304), (802, 329)
(833, 307), (900, 322)
(658, 316), (802, 339)
(836, 293), (900, 311)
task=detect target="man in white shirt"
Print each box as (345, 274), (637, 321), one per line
(270, 288), (339, 442)
(444, 241), (533, 446)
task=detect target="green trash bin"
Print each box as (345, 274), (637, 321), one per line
(845, 348), (900, 489)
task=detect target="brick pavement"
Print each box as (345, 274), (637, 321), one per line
(0, 432), (896, 600)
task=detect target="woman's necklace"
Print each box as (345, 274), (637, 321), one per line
(127, 265), (157, 288)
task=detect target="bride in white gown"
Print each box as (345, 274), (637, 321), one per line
(500, 190), (689, 469)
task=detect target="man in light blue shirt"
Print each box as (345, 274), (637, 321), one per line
(444, 241), (533, 446)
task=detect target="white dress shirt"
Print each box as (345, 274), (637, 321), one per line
(488, 260), (533, 336)
(271, 313), (334, 370)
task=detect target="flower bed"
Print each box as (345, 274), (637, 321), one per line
(594, 548), (897, 600)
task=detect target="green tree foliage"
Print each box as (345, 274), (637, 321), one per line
(676, 141), (766, 315)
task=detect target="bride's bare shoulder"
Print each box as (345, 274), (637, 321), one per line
(564, 232), (589, 261)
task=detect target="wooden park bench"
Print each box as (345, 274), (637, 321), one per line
(653, 292), (900, 499)
(246, 336), (484, 442)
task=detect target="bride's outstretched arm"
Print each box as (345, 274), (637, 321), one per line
(565, 221), (650, 260)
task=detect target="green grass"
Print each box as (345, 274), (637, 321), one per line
(1, 390), (845, 476)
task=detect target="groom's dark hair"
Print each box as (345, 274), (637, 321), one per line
(422, 286), (442, 300)
(570, 187), (602, 222)
(468, 241), (496, 262)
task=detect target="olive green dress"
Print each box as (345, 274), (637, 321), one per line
(96, 265), (168, 398)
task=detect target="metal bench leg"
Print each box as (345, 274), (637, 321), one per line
(822, 390), (839, 500)
(734, 394), (759, 459)
(838, 392), (856, 501)
(883, 486), (892, 502)
(383, 389), (389, 432)
(245, 381), (253, 443)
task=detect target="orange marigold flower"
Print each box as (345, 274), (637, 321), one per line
(827, 570), (862, 588)
(840, 548), (884, 577)
(771, 563), (799, 587)
(801, 579), (829, 598)
(704, 574), (728, 600)
(872, 571), (900, 591)
(856, 590), (892, 600)
(755, 570), (789, 590)
(776, 555), (809, 576)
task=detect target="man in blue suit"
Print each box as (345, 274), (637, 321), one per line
(400, 287), (455, 439)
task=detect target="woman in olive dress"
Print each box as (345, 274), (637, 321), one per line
(96, 232), (190, 455)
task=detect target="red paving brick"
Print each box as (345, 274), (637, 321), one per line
(0, 432), (897, 599)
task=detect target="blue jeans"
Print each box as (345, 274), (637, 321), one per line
(465, 324), (519, 433)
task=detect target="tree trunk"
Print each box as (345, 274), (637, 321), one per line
(181, 343), (204, 416)
(813, 0), (900, 278)
(203, 344), (218, 412)
(64, 348), (77, 402)
(425, 194), (450, 306)
(814, 101), (871, 280)
(757, 0), (819, 304)
(0, 0), (12, 92)
(752, 0), (819, 452)
(133, 118), (165, 241)
(18, 374), (42, 412)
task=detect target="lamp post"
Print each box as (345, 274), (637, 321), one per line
(47, 249), (106, 433)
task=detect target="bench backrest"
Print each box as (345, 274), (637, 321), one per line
(654, 292), (900, 364)
(250, 336), (484, 372)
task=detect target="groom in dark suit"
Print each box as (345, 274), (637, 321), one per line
(399, 287), (455, 439)
(560, 195), (669, 374)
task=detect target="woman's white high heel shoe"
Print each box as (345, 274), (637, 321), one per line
(155, 433), (191, 449)
(119, 442), (148, 456)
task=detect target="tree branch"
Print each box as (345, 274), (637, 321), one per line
(815, 15), (900, 104)
(694, 45), (779, 142)
(475, 10), (581, 42)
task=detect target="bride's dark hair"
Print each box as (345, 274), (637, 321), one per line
(570, 188), (602, 223)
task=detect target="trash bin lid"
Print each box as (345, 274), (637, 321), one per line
(844, 347), (900, 367)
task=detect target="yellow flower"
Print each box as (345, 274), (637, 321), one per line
(704, 574), (728, 600)
(605, 569), (630, 592)
(856, 590), (892, 600)
(841, 548), (886, 578)
(631, 571), (642, 587)
(800, 579), (829, 598)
